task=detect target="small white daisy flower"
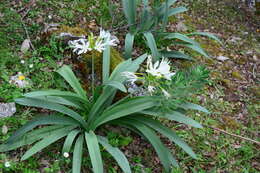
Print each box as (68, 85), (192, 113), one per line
(20, 60), (25, 64)
(63, 152), (69, 158)
(4, 161), (11, 168)
(29, 64), (33, 68)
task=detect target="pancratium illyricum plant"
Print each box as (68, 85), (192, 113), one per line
(68, 29), (118, 55)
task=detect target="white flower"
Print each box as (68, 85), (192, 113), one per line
(29, 64), (33, 68)
(122, 71), (138, 84)
(146, 56), (175, 80)
(99, 29), (118, 47)
(99, 29), (111, 39)
(63, 152), (69, 158)
(20, 60), (25, 64)
(69, 39), (92, 55)
(148, 85), (156, 93)
(4, 161), (10, 168)
(106, 37), (118, 47)
(94, 40), (106, 52)
(162, 89), (171, 98)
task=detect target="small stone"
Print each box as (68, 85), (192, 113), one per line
(0, 102), (16, 118)
(20, 39), (31, 53)
(2, 125), (8, 134)
(176, 21), (188, 32)
(216, 55), (229, 62)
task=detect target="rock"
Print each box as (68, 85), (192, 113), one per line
(0, 102), (16, 118)
(216, 55), (229, 61)
(176, 21), (188, 32)
(2, 125), (8, 134)
(20, 39), (31, 53)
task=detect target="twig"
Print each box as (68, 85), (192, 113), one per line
(206, 125), (260, 145)
(20, 18), (35, 51)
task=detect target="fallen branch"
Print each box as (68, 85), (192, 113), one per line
(206, 125), (260, 145)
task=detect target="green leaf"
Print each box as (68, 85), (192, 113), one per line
(187, 32), (222, 44)
(122, 0), (137, 32)
(102, 45), (111, 83)
(141, 110), (202, 128)
(21, 126), (75, 160)
(97, 136), (131, 173)
(160, 50), (193, 60)
(7, 115), (80, 143)
(87, 54), (147, 126)
(104, 81), (127, 93)
(57, 65), (87, 100)
(62, 130), (81, 154)
(0, 125), (65, 152)
(85, 131), (104, 173)
(119, 120), (174, 171)
(179, 102), (210, 114)
(168, 7), (187, 16)
(175, 42), (209, 58)
(128, 116), (197, 159)
(144, 32), (161, 61)
(124, 33), (135, 59)
(92, 96), (157, 129)
(37, 96), (84, 110)
(164, 33), (198, 45)
(73, 134), (84, 173)
(15, 97), (88, 128)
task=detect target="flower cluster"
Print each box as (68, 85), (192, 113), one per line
(146, 56), (175, 80)
(9, 72), (30, 88)
(68, 29), (118, 55)
(122, 56), (175, 98)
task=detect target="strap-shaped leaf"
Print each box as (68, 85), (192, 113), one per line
(85, 131), (104, 173)
(21, 126), (76, 160)
(160, 50), (193, 60)
(87, 54), (147, 126)
(175, 42), (209, 58)
(37, 96), (84, 110)
(104, 81), (127, 93)
(124, 33), (135, 59)
(92, 96), (157, 129)
(97, 136), (131, 173)
(62, 129), (81, 154)
(73, 134), (84, 173)
(179, 102), (210, 114)
(7, 115), (80, 143)
(57, 65), (87, 99)
(144, 32), (161, 61)
(168, 7), (187, 17)
(102, 45), (111, 83)
(127, 116), (197, 159)
(122, 0), (137, 32)
(0, 125), (65, 152)
(119, 120), (174, 171)
(187, 32), (222, 44)
(141, 109), (202, 128)
(23, 90), (87, 103)
(15, 97), (88, 128)
(164, 33), (198, 45)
